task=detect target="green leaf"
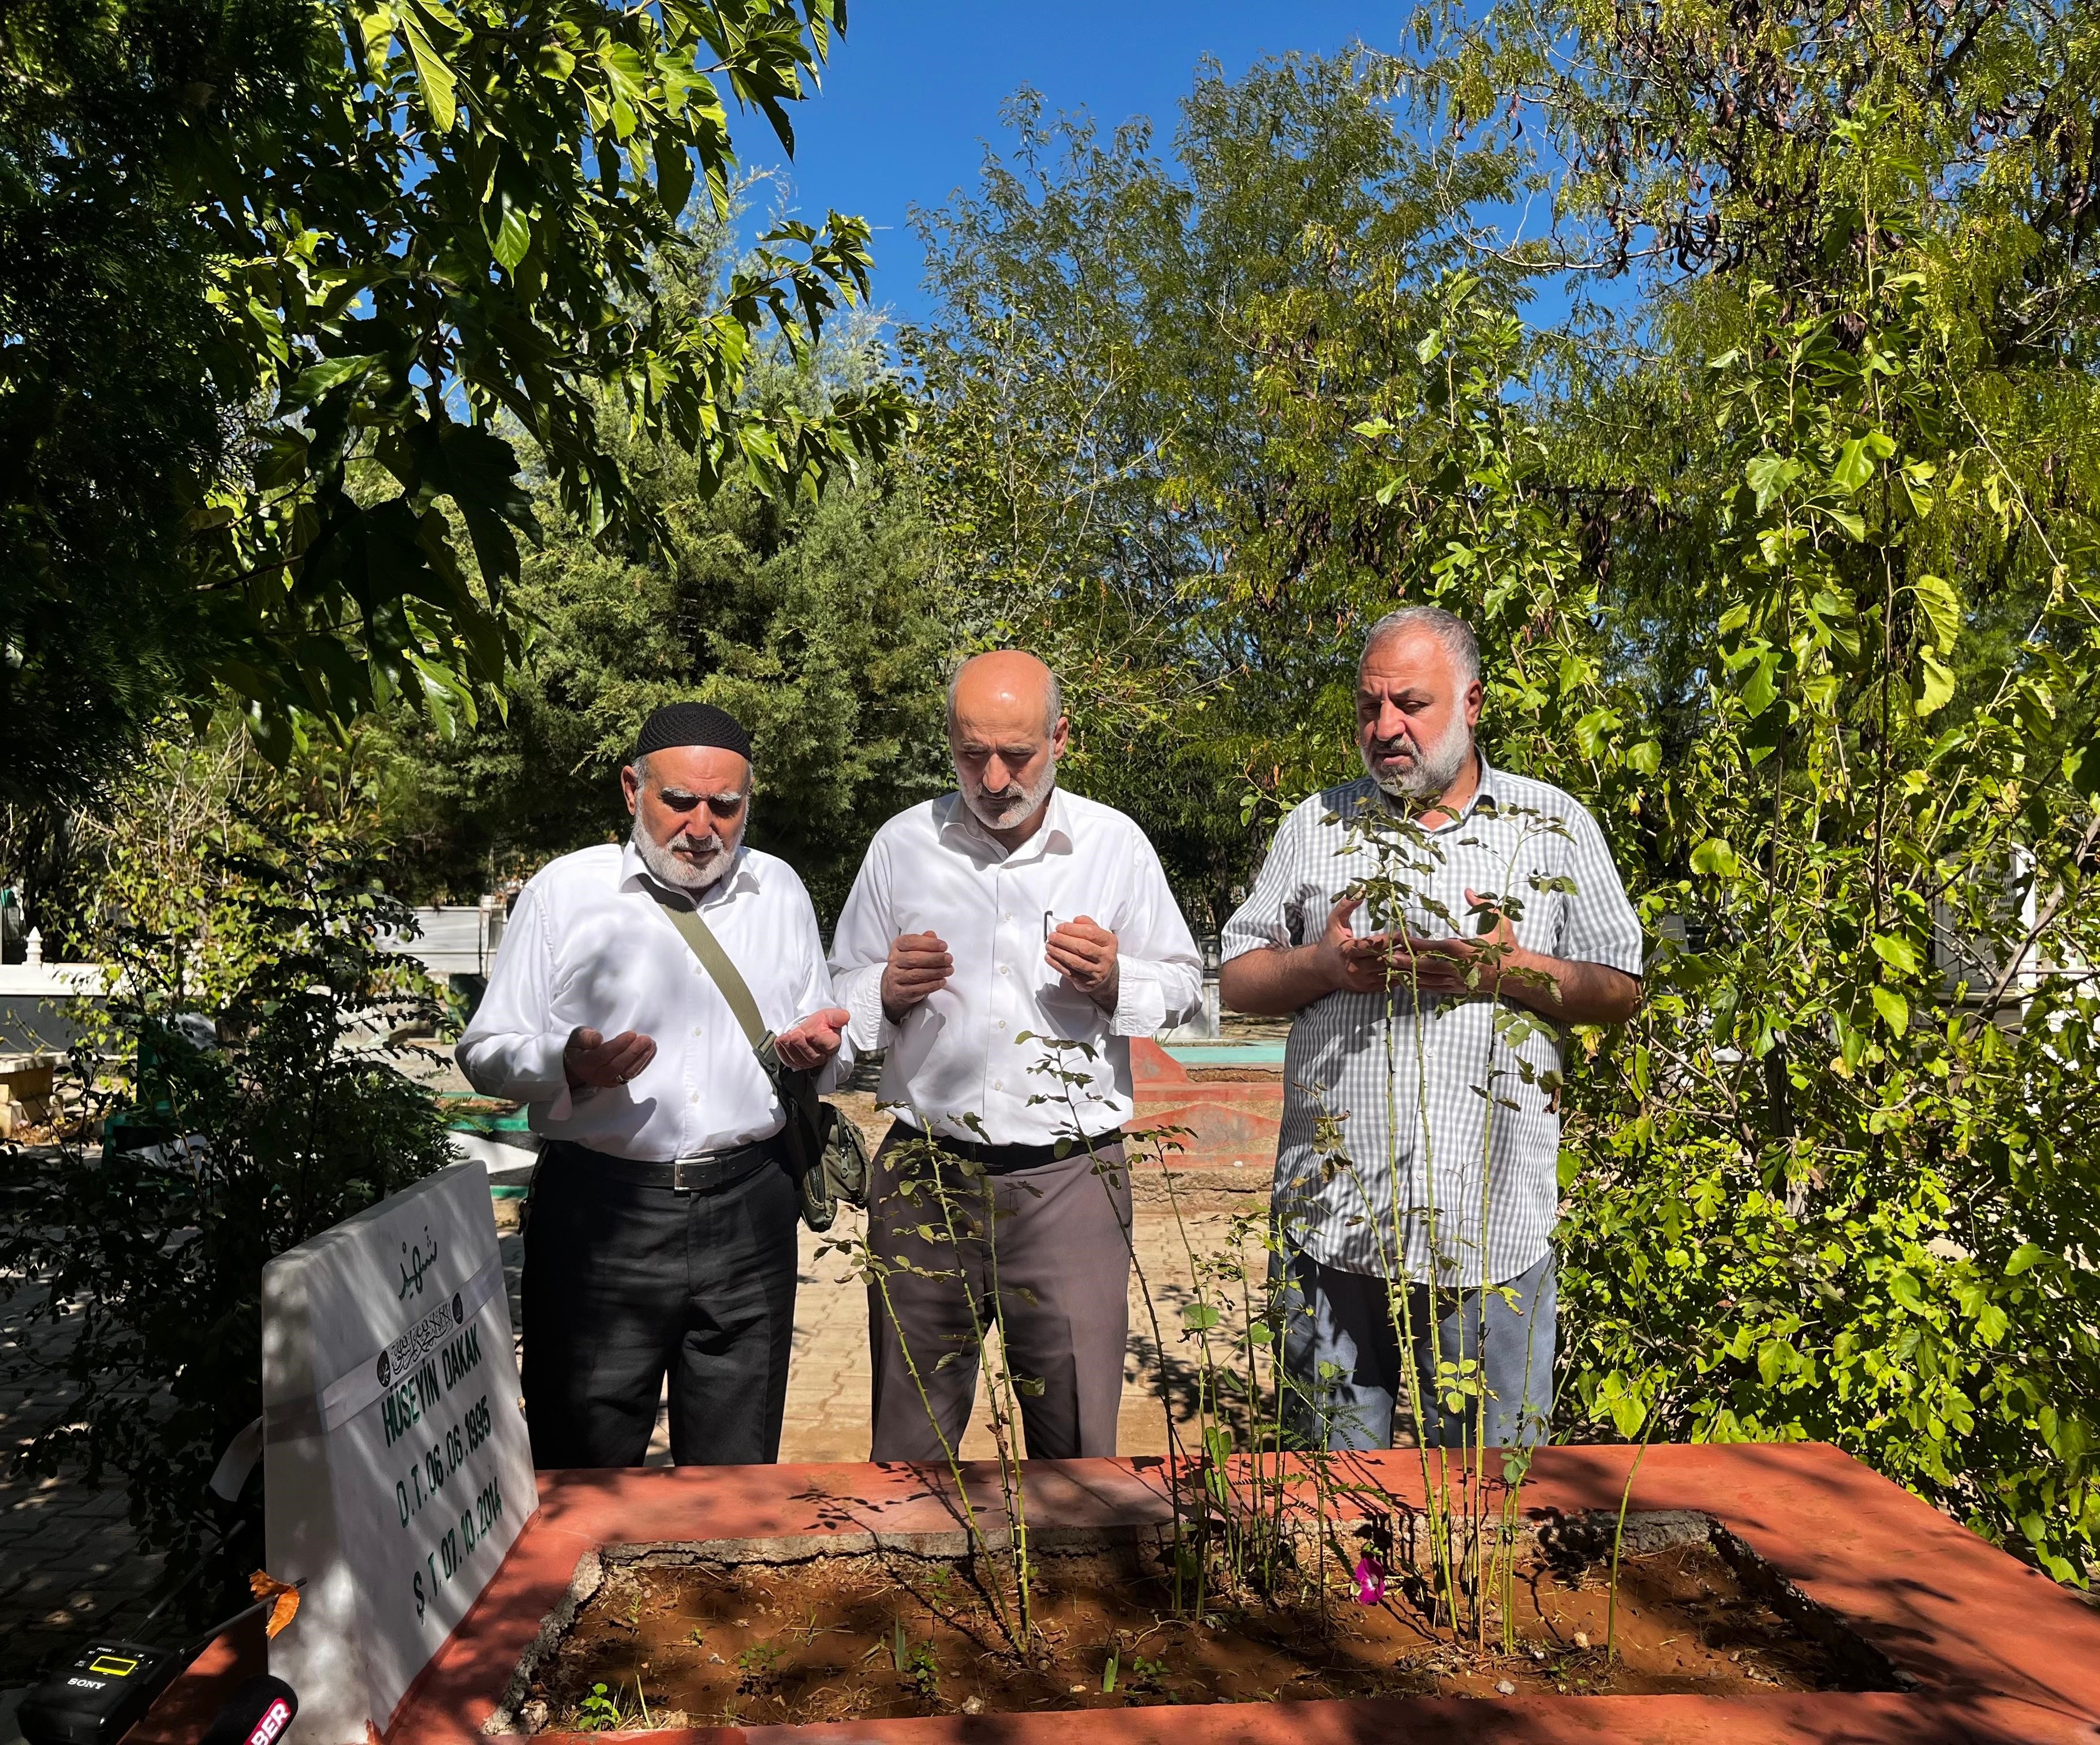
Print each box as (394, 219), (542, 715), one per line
(535, 37), (577, 80)
(1912, 573), (1961, 653)
(1831, 435), (1876, 493)
(2067, 744), (2100, 801)
(1870, 934), (1922, 977)
(1180, 1303), (1222, 1332)
(1870, 984), (1909, 1036)
(1740, 653), (1778, 717)
(398, 5), (458, 132)
(655, 137), (693, 218)
(487, 200), (532, 272)
(356, 3), (396, 80)
(1745, 454), (1802, 511)
(1916, 649), (1956, 716)
(289, 353), (383, 403)
(1573, 708), (1620, 758)
(1690, 838), (1742, 878)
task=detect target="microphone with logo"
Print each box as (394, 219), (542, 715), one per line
(197, 1676), (299, 1745)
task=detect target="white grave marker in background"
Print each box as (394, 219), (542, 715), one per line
(263, 1160), (537, 1745)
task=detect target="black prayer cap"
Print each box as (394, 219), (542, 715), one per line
(632, 701), (752, 766)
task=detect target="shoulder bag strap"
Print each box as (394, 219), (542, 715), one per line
(649, 892), (774, 1060)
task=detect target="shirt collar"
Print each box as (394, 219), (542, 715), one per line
(1464, 748), (1505, 817)
(617, 836), (761, 908)
(935, 786), (1075, 865)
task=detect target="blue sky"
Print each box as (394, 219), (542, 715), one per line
(734, 2), (1415, 328)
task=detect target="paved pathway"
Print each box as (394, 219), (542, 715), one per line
(0, 1268), (167, 1695)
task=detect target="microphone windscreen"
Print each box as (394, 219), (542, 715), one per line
(196, 1676), (298, 1745)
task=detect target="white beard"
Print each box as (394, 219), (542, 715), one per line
(1364, 710), (1474, 802)
(631, 817), (740, 893)
(963, 758), (1058, 832)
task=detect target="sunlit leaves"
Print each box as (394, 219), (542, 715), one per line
(7, 0), (908, 782)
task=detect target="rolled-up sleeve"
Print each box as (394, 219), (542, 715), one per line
(456, 883), (576, 1119)
(827, 834), (895, 1053)
(1110, 826), (1202, 1037)
(1555, 802), (1646, 976)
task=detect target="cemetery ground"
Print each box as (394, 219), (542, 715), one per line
(0, 1090), (1265, 1730)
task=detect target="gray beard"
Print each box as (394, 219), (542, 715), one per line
(963, 761), (1058, 832)
(1364, 714), (1474, 803)
(631, 819), (739, 894)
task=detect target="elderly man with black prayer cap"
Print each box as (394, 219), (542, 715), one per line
(458, 702), (851, 1468)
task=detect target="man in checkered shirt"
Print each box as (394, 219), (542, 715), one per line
(1220, 606), (1643, 1449)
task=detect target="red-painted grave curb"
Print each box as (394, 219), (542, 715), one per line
(138, 1444), (2100, 1745)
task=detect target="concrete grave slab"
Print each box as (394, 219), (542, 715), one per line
(260, 1161), (538, 1745)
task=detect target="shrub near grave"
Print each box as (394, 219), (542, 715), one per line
(0, 825), (453, 1620)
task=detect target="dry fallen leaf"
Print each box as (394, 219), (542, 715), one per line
(249, 1570), (301, 1639)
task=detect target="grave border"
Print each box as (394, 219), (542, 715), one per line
(139, 1444), (2100, 1745)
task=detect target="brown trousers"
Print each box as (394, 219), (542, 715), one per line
(866, 1127), (1133, 1462)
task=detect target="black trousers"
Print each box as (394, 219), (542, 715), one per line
(520, 1142), (800, 1467)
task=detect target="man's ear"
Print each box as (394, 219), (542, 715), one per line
(1050, 715), (1070, 760)
(620, 761), (642, 817)
(1463, 679), (1484, 728)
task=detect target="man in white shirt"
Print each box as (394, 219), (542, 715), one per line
(830, 651), (1203, 1461)
(458, 702), (849, 1468)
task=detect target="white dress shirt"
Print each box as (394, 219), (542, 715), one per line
(456, 840), (847, 1160)
(829, 787), (1202, 1145)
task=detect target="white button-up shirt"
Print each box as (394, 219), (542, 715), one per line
(829, 788), (1203, 1146)
(456, 840), (846, 1161)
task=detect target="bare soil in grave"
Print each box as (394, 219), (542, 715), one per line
(528, 1534), (1889, 1729)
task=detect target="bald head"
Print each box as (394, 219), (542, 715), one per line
(947, 650), (1063, 737)
(947, 651), (1068, 840)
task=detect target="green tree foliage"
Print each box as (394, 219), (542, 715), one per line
(916, 29), (2100, 1584)
(907, 57), (1533, 927)
(375, 457), (953, 920)
(1, 0), (911, 808)
(1, 816), (454, 1608)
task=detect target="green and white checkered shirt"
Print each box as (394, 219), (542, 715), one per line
(1222, 756), (1643, 1287)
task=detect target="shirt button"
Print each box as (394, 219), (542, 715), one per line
(995, 1019), (1006, 1030)
(692, 1025), (704, 1037)
(688, 1092), (698, 1104)
(998, 964), (1009, 976)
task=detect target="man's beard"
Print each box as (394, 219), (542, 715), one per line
(1363, 710), (1474, 803)
(963, 758), (1057, 832)
(631, 817), (740, 893)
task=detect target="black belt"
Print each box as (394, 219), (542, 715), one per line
(904, 1124), (1125, 1176)
(548, 1137), (775, 1194)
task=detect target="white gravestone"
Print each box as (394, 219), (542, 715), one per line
(263, 1161), (538, 1744)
